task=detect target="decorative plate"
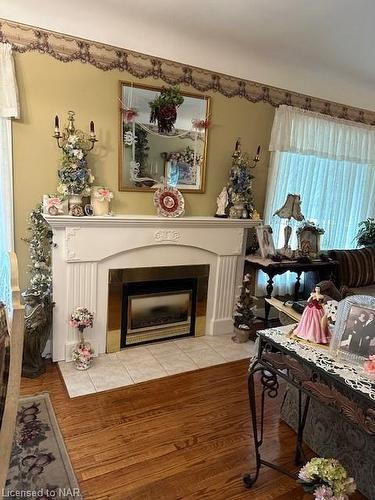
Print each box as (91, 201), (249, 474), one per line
(153, 185), (185, 217)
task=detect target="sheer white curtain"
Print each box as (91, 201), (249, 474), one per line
(260, 105), (375, 295)
(0, 43), (19, 308)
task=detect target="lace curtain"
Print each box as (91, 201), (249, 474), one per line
(0, 43), (19, 308)
(259, 106), (375, 295)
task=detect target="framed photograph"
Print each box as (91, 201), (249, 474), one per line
(296, 222), (324, 257)
(330, 295), (375, 365)
(256, 225), (276, 258)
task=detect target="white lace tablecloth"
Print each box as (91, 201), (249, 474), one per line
(256, 325), (375, 401)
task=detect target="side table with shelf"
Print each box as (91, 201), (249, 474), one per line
(245, 255), (338, 325)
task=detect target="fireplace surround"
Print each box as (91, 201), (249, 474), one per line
(44, 215), (261, 361)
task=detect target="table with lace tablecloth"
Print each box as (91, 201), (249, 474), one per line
(243, 325), (375, 498)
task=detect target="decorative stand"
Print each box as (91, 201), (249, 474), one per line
(243, 327), (375, 489)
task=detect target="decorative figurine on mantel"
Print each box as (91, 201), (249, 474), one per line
(293, 286), (330, 344)
(227, 139), (260, 219)
(215, 186), (229, 218)
(53, 111), (98, 215)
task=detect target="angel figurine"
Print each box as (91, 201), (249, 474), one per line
(294, 286), (329, 344)
(215, 187), (228, 218)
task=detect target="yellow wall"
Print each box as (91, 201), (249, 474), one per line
(12, 52), (275, 290)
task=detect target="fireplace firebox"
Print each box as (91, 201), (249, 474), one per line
(107, 265), (209, 352)
(121, 278), (197, 347)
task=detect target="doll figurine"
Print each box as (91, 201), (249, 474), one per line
(294, 286), (329, 344)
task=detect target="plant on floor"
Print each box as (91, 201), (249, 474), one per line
(355, 217), (375, 247)
(22, 204), (54, 378)
(232, 273), (256, 342)
(298, 457), (356, 499)
(70, 307), (94, 370)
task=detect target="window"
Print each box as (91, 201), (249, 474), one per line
(265, 151), (375, 251)
(258, 105), (375, 295)
(0, 118), (14, 308)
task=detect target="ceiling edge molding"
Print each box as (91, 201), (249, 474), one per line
(1, 18), (375, 125)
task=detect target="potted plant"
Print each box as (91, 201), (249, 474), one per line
(149, 86), (184, 134)
(69, 307), (94, 370)
(232, 273), (256, 343)
(355, 217), (375, 246)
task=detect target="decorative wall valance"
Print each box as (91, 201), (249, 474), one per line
(1, 18), (375, 125)
(269, 105), (375, 164)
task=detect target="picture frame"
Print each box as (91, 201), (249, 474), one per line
(256, 225), (276, 258)
(119, 81), (210, 193)
(330, 295), (375, 365)
(164, 154), (200, 189)
(296, 221), (324, 257)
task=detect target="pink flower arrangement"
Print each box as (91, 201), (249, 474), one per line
(72, 342), (94, 367)
(69, 307), (94, 333)
(122, 108), (138, 123)
(93, 187), (113, 202)
(192, 117), (211, 130)
(364, 355), (375, 375)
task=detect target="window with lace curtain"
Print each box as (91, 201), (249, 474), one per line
(0, 43), (19, 309)
(0, 119), (14, 308)
(259, 106), (375, 295)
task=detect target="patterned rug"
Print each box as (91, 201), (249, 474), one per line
(5, 394), (82, 499)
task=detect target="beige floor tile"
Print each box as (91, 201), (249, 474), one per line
(173, 337), (212, 352)
(147, 341), (182, 356)
(116, 346), (155, 363)
(123, 357), (168, 383)
(58, 362), (96, 397)
(184, 348), (226, 368)
(154, 351), (199, 375)
(88, 357), (134, 391)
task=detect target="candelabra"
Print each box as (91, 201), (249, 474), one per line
(232, 138), (261, 168)
(53, 110), (98, 151)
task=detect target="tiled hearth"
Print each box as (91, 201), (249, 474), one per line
(58, 335), (255, 398)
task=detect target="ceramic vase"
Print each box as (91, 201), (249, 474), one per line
(232, 326), (250, 343)
(91, 187), (110, 216)
(69, 194), (83, 208)
(72, 341), (93, 370)
(72, 329), (93, 370)
(230, 202), (245, 219)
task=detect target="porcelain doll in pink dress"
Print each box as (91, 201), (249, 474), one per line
(294, 286), (329, 344)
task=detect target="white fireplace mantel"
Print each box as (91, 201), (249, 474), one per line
(44, 214), (261, 361)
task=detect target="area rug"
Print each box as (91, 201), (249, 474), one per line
(5, 393), (82, 499)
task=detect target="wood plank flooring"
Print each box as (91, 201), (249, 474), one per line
(20, 360), (365, 500)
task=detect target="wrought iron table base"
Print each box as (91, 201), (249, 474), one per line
(243, 363), (310, 488)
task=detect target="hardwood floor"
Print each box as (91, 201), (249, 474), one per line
(20, 360), (365, 500)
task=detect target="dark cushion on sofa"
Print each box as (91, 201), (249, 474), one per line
(328, 247), (375, 288)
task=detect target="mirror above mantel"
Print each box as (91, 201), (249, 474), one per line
(119, 81), (210, 193)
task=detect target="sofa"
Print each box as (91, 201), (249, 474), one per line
(328, 246), (375, 297)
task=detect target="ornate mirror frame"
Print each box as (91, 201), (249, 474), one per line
(118, 81), (210, 193)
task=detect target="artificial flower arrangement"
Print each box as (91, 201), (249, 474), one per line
(227, 160), (255, 207)
(92, 187), (113, 202)
(149, 86), (184, 134)
(57, 130), (95, 196)
(298, 458), (356, 499)
(70, 307), (94, 370)
(364, 354), (375, 376)
(166, 146), (203, 169)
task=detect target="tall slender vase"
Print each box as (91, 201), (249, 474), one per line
(72, 326), (93, 370)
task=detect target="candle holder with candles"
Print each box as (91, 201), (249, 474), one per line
(53, 111), (98, 211)
(226, 139), (260, 219)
